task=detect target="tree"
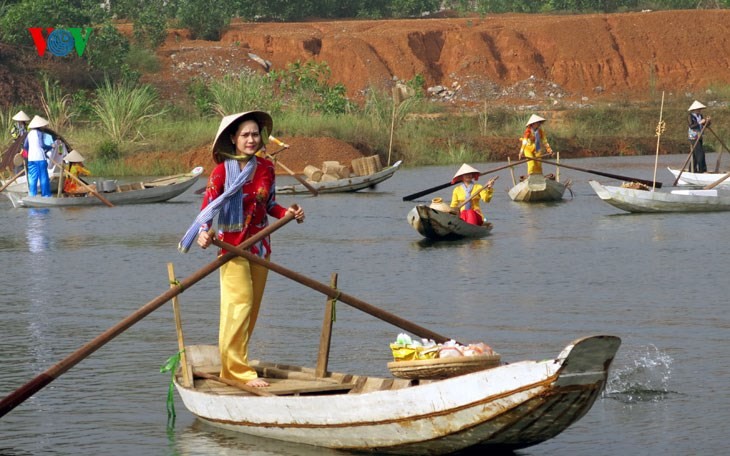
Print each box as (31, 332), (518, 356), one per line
(176, 0), (229, 40)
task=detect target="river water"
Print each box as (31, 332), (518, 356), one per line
(0, 153), (727, 455)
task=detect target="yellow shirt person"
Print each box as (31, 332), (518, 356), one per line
(62, 150), (92, 194)
(449, 163), (495, 226)
(519, 114), (553, 175)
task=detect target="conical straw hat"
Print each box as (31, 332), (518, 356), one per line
(688, 100), (706, 111)
(211, 111), (273, 163)
(27, 115), (49, 129)
(12, 110), (30, 121)
(525, 114), (546, 126)
(451, 163), (480, 184)
(64, 150), (85, 163)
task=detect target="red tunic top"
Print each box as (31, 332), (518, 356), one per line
(200, 156), (288, 257)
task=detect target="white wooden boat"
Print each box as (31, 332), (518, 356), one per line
(276, 160), (402, 194)
(1, 172), (61, 194)
(667, 167), (730, 187)
(407, 204), (492, 240)
(589, 180), (730, 213)
(508, 174), (568, 202)
(4, 167), (203, 208)
(175, 335), (621, 454)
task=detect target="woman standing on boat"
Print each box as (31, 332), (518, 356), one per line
(23, 115), (55, 197)
(518, 114), (553, 175)
(179, 111), (305, 387)
(449, 163), (496, 225)
(688, 100), (710, 173)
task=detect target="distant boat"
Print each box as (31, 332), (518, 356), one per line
(508, 174), (568, 202)
(407, 204), (492, 240)
(589, 180), (730, 213)
(4, 167), (203, 208)
(667, 168), (730, 187)
(175, 335), (621, 455)
(275, 160), (402, 194)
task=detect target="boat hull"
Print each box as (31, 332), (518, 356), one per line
(275, 161), (402, 194)
(4, 168), (203, 208)
(667, 167), (730, 187)
(590, 180), (730, 213)
(508, 174), (567, 202)
(407, 205), (492, 240)
(175, 335), (620, 454)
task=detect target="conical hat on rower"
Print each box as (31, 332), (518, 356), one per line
(28, 115), (49, 129)
(211, 111), (273, 164)
(12, 110), (30, 122)
(688, 100), (706, 111)
(525, 114), (546, 126)
(64, 150), (85, 163)
(451, 163), (480, 184)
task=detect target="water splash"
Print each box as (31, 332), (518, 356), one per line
(603, 344), (675, 403)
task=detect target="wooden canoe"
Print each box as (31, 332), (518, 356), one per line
(3, 167), (203, 208)
(589, 180), (730, 213)
(407, 204), (492, 240)
(508, 174), (567, 202)
(667, 167), (730, 187)
(175, 335), (620, 455)
(275, 160), (402, 195)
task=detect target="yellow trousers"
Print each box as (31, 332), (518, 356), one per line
(219, 255), (269, 382)
(524, 149), (543, 175)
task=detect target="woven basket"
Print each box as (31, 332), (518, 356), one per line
(387, 353), (501, 380)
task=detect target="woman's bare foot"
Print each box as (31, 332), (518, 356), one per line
(246, 378), (269, 388)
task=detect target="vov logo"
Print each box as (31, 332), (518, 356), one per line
(28, 28), (93, 57)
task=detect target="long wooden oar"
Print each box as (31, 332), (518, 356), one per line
(703, 171), (730, 190)
(0, 168), (26, 192)
(211, 238), (453, 344)
(673, 122), (708, 186)
(402, 159), (528, 202)
(707, 126), (730, 172)
(529, 157), (662, 188)
(0, 212), (296, 419)
(456, 176), (498, 210)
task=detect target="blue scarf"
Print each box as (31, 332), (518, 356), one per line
(462, 183), (474, 209)
(532, 127), (541, 152)
(178, 158), (256, 253)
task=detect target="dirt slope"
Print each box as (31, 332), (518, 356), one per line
(152, 10), (730, 105)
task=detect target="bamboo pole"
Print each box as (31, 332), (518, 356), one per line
(168, 263), (191, 388)
(652, 92), (666, 191)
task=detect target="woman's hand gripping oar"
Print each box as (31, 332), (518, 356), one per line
(0, 210), (298, 419)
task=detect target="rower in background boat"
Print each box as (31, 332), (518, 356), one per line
(518, 113), (554, 177)
(687, 100), (711, 174)
(449, 163), (496, 226)
(62, 150), (92, 195)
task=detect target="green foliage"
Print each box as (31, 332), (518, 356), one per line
(133, 0), (168, 49)
(176, 0), (229, 40)
(268, 61), (353, 115)
(70, 90), (95, 120)
(40, 76), (73, 130)
(0, 0), (104, 44)
(126, 46), (160, 73)
(95, 138), (121, 162)
(186, 78), (215, 117)
(85, 21), (132, 79)
(390, 0), (440, 17)
(93, 79), (164, 143)
(208, 72), (281, 117)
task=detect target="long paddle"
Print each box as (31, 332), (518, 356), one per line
(529, 157), (662, 188)
(0, 211), (296, 419)
(707, 126), (730, 172)
(703, 171), (730, 190)
(402, 159), (528, 201)
(673, 122), (708, 186)
(211, 238), (454, 344)
(0, 168), (26, 192)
